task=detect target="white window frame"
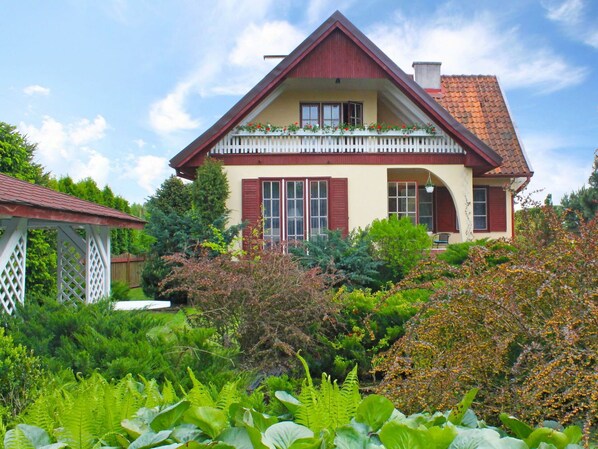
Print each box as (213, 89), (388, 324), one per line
(473, 187), (488, 231)
(388, 181), (417, 224)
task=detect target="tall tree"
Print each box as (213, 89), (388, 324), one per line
(191, 158), (230, 226)
(561, 150), (598, 228)
(0, 122), (47, 184)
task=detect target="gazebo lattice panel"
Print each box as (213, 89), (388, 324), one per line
(86, 226), (110, 303)
(0, 218), (28, 315)
(57, 225), (86, 304)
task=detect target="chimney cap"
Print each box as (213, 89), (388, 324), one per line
(412, 61), (441, 67)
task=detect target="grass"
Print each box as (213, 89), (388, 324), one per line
(129, 287), (151, 300)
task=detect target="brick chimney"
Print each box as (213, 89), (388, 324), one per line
(412, 62), (441, 91)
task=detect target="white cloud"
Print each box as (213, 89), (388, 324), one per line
(148, 2), (299, 136)
(23, 85), (50, 96)
(149, 82), (201, 134)
(124, 155), (170, 195)
(18, 115), (111, 187)
(519, 132), (592, 204)
(71, 149), (111, 186)
(544, 0), (583, 23)
(133, 138), (146, 148)
(367, 10), (588, 92)
(69, 115), (107, 145)
(543, 0), (598, 49)
(229, 21), (304, 69)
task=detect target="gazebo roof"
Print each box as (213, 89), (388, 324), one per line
(0, 173), (145, 229)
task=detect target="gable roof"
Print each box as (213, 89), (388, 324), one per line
(435, 76), (532, 177)
(0, 173), (145, 229)
(170, 11), (504, 175)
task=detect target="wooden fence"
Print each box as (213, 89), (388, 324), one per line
(111, 253), (145, 288)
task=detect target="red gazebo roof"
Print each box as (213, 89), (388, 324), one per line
(0, 173), (145, 229)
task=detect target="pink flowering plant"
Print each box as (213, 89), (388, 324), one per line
(235, 121), (436, 135)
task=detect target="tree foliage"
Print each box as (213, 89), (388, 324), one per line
(142, 172), (239, 302)
(191, 158), (229, 226)
(376, 205), (598, 434)
(0, 122), (47, 184)
(561, 150), (598, 228)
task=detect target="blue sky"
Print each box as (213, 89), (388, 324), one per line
(1, 0), (596, 205)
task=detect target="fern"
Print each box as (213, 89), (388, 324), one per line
(161, 381), (178, 404)
(183, 369), (215, 407)
(55, 392), (97, 449)
(215, 382), (240, 411)
(294, 354), (360, 433)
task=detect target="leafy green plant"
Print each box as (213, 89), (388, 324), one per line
(9, 370), (587, 449)
(311, 286), (429, 380)
(368, 216), (432, 281)
(290, 229), (383, 289)
(0, 328), (45, 421)
(275, 354), (361, 434)
(500, 414), (583, 449)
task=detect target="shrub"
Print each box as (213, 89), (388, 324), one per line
(290, 229), (383, 290)
(376, 206), (598, 435)
(0, 328), (45, 420)
(5, 298), (237, 387)
(312, 286), (429, 380)
(162, 250), (337, 372)
(437, 238), (516, 266)
(368, 216), (432, 281)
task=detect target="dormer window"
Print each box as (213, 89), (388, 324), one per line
(300, 102), (363, 127)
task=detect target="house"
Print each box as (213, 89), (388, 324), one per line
(170, 11), (532, 246)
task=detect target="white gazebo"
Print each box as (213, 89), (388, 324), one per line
(0, 173), (145, 315)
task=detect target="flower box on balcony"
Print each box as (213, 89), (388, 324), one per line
(231, 129), (436, 137)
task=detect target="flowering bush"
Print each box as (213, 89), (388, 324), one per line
(235, 121), (436, 135)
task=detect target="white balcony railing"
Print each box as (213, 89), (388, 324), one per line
(210, 131), (464, 156)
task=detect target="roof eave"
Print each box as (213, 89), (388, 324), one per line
(170, 10), (503, 171)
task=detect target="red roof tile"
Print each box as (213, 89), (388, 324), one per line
(0, 173), (145, 229)
(435, 76), (532, 177)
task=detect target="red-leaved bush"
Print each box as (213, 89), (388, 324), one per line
(376, 205), (597, 438)
(161, 249), (337, 372)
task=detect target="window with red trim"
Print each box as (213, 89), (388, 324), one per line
(262, 178), (329, 245)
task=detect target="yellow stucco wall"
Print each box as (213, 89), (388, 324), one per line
(222, 164), (512, 242)
(377, 98), (401, 125)
(252, 90), (378, 125)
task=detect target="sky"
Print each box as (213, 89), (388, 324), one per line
(0, 0), (596, 205)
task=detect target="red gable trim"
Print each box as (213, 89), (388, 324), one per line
(171, 11), (502, 173)
(0, 203), (145, 229)
(0, 173), (145, 229)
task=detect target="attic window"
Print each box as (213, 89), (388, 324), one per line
(300, 102), (363, 127)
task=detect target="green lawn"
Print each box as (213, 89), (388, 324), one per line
(129, 287), (151, 300)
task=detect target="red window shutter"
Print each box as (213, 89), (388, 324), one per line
(241, 179), (261, 246)
(435, 187), (457, 232)
(329, 178), (349, 237)
(488, 187), (507, 232)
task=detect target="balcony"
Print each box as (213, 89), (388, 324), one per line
(210, 130), (464, 156)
